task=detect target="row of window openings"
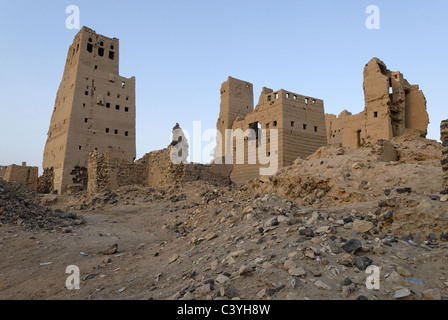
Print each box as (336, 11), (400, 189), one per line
(85, 90), (129, 97)
(82, 102), (129, 112)
(267, 93), (316, 104)
(105, 128), (129, 136)
(263, 121), (319, 132)
(87, 39), (115, 60)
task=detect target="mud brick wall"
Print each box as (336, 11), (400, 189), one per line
(441, 120), (448, 194)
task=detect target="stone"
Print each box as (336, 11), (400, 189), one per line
(314, 280), (332, 291)
(352, 220), (374, 233)
(216, 274), (231, 285)
(373, 245), (384, 255)
(256, 288), (267, 299)
(288, 267), (306, 277)
(283, 260), (296, 271)
(315, 226), (330, 234)
(341, 283), (356, 298)
(354, 256), (373, 270)
(181, 292), (194, 300)
(396, 267), (412, 278)
(102, 244), (118, 255)
(169, 253), (179, 264)
(392, 288), (412, 300)
(206, 232), (218, 241)
(341, 239), (362, 254)
(423, 289), (442, 300)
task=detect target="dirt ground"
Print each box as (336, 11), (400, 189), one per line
(1, 139), (448, 300)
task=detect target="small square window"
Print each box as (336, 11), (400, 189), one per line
(273, 121), (277, 127)
(121, 81), (125, 88)
(85, 91), (89, 96)
(106, 128), (110, 133)
(79, 146), (82, 151)
(303, 124), (307, 130)
(115, 130), (118, 135)
(106, 103), (110, 108)
(125, 131), (129, 137)
(314, 126), (319, 133)
(116, 105), (120, 110)
(291, 121), (295, 127)
(374, 112), (378, 118)
(84, 118), (88, 123)
(125, 107), (129, 112)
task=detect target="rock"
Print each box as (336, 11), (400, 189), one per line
(396, 266), (412, 278)
(440, 195), (448, 202)
(265, 217), (279, 228)
(423, 289), (442, 300)
(341, 283), (356, 298)
(221, 285), (238, 299)
(417, 200), (432, 210)
(392, 288), (412, 300)
(103, 257), (112, 264)
(315, 226), (330, 234)
(226, 250), (246, 260)
(181, 292), (194, 300)
(102, 244), (118, 255)
(205, 232), (218, 241)
(283, 260), (296, 271)
(289, 267), (306, 277)
(169, 253), (179, 264)
(196, 284), (213, 295)
(352, 220), (374, 233)
(314, 280), (332, 291)
(354, 256), (373, 270)
(238, 265), (251, 276)
(341, 239), (362, 254)
(329, 243), (343, 254)
(373, 245), (384, 255)
(256, 288), (266, 299)
(216, 274), (230, 285)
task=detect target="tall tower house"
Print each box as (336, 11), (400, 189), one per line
(43, 27), (136, 194)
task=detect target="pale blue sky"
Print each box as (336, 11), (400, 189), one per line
(0, 0), (447, 172)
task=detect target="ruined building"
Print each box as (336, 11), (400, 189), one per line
(326, 58), (429, 147)
(43, 27), (136, 194)
(215, 77), (327, 184)
(1, 162), (38, 191)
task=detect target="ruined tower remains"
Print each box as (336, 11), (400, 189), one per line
(43, 27), (136, 194)
(326, 58), (429, 147)
(215, 77), (327, 185)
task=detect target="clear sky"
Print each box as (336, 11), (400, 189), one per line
(1, 0), (447, 173)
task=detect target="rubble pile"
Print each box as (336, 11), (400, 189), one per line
(0, 179), (84, 231)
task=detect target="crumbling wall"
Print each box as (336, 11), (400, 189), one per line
(87, 137), (231, 195)
(0, 166), (7, 179)
(326, 58), (429, 148)
(441, 120), (448, 194)
(3, 164), (38, 191)
(37, 168), (55, 194)
(87, 147), (142, 195)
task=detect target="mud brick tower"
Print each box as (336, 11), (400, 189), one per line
(43, 27), (136, 194)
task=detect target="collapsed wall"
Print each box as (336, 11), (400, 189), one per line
(87, 126), (231, 195)
(326, 58), (429, 147)
(441, 120), (448, 194)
